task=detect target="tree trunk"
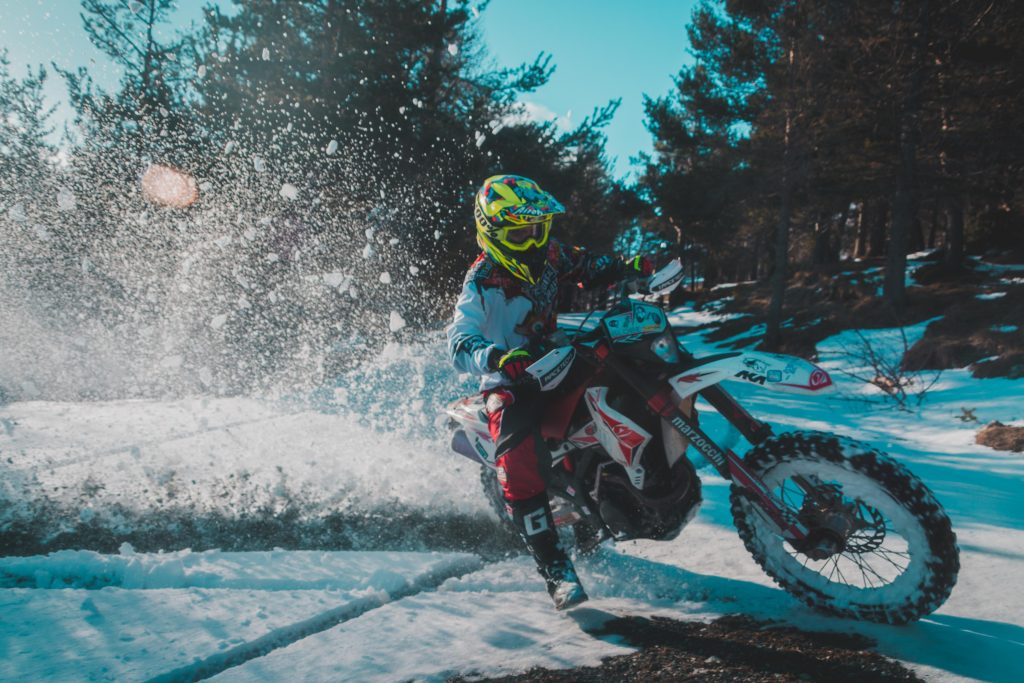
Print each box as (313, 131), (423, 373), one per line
(765, 186), (792, 350)
(812, 211), (835, 266)
(765, 32), (798, 351)
(867, 200), (888, 257)
(945, 198), (965, 269)
(852, 202), (868, 259)
(884, 0), (929, 312)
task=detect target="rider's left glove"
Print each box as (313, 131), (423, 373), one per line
(628, 255), (654, 276)
(489, 347), (534, 382)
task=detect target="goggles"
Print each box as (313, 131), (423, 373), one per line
(491, 216), (552, 251)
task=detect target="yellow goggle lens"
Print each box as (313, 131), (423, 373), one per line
(493, 219), (551, 251)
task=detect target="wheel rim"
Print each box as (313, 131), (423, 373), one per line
(742, 459), (930, 606)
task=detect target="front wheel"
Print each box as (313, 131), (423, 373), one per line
(730, 431), (959, 624)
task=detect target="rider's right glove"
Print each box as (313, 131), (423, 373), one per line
(489, 347), (534, 382)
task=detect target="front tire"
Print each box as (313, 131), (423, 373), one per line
(730, 431), (959, 624)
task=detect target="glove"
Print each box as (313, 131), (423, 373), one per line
(627, 255), (655, 276)
(489, 347), (534, 382)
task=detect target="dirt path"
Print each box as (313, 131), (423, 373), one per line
(460, 613), (922, 682)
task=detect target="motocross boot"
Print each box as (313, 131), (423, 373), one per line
(509, 494), (589, 610)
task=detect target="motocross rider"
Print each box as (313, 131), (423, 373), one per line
(446, 174), (652, 610)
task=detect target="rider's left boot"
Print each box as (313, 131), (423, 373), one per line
(508, 494), (589, 610)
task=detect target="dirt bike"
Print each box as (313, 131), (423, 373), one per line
(445, 260), (959, 624)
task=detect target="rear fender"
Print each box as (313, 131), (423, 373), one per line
(668, 351), (833, 400)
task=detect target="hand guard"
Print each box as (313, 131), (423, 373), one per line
(490, 347), (534, 382)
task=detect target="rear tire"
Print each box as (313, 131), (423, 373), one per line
(730, 431), (959, 624)
(480, 467), (515, 531)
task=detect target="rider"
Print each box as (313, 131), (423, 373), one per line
(446, 174), (652, 610)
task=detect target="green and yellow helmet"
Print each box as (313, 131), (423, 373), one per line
(474, 174), (565, 284)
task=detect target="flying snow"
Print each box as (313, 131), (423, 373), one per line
(8, 203), (26, 222)
(326, 139), (339, 155)
(56, 187), (76, 212)
(379, 272), (392, 285)
(279, 183), (299, 200)
(388, 310), (407, 332)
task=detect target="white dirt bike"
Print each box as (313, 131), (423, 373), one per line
(445, 260), (959, 624)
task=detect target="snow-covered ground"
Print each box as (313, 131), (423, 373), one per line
(2, 307), (1022, 682)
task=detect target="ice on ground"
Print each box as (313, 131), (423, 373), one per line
(0, 550), (477, 683)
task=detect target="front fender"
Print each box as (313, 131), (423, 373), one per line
(668, 351), (833, 399)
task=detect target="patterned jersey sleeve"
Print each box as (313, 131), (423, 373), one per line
(445, 278), (497, 375)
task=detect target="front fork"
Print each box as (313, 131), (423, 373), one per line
(597, 350), (810, 544)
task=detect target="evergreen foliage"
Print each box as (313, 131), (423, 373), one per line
(640, 0), (1024, 347)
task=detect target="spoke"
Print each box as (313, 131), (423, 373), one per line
(870, 548), (911, 573)
(852, 554), (874, 588)
(826, 555), (842, 583)
(847, 552), (891, 585)
(833, 559), (851, 586)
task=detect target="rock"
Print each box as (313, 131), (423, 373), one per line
(976, 421), (1024, 453)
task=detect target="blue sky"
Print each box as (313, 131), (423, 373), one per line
(0, 0), (698, 179)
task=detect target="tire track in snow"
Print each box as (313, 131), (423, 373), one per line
(143, 554), (487, 683)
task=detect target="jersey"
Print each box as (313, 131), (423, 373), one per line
(446, 238), (625, 390)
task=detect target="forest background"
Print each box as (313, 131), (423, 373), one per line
(1, 0), (1021, 399)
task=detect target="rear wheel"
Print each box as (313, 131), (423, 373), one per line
(730, 431), (959, 624)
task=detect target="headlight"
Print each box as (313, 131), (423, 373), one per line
(650, 332), (680, 364)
